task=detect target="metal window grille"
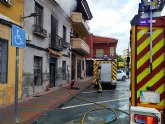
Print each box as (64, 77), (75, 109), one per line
(35, 2), (43, 27)
(0, 39), (8, 83)
(33, 56), (42, 86)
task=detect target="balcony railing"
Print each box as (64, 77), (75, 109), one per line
(50, 34), (63, 51)
(93, 54), (117, 59)
(62, 39), (69, 48)
(33, 25), (47, 38)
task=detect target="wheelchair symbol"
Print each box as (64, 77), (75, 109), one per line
(14, 29), (23, 45)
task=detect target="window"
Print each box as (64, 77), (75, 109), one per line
(117, 70), (122, 74)
(34, 56), (42, 86)
(63, 25), (66, 41)
(0, 39), (8, 83)
(110, 47), (114, 56)
(82, 61), (84, 70)
(96, 49), (103, 57)
(35, 2), (43, 27)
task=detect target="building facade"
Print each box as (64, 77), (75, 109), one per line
(70, 0), (93, 80)
(0, 0), (24, 105)
(86, 34), (118, 76)
(23, 0), (71, 96)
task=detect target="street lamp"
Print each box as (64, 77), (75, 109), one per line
(20, 12), (38, 19)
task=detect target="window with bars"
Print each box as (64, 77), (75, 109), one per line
(33, 56), (42, 86)
(35, 2), (43, 28)
(63, 25), (66, 41)
(0, 39), (8, 83)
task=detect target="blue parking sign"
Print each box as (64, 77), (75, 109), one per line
(12, 25), (26, 48)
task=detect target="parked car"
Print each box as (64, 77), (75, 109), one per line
(117, 70), (126, 81)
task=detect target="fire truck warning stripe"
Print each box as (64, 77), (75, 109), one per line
(137, 29), (149, 43)
(137, 68), (164, 95)
(137, 28), (163, 55)
(137, 46), (164, 75)
(137, 61), (164, 88)
(137, 32), (164, 60)
(137, 52), (150, 69)
(152, 77), (165, 91)
(137, 61), (165, 91)
(137, 37), (150, 55)
(137, 27), (163, 44)
(112, 62), (117, 80)
(93, 61), (100, 82)
(137, 42), (164, 83)
(137, 38), (164, 69)
(160, 91), (165, 100)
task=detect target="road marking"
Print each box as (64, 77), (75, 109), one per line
(82, 91), (97, 93)
(61, 97), (129, 110)
(82, 90), (112, 94)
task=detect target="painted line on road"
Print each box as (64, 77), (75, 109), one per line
(61, 97), (129, 110)
(82, 91), (97, 93)
(82, 90), (112, 94)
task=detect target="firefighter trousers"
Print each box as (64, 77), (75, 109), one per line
(97, 80), (102, 92)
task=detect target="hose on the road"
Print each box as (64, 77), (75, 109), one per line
(64, 87), (129, 124)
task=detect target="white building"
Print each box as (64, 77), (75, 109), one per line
(23, 0), (71, 96)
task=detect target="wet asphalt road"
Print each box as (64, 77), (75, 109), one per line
(37, 79), (130, 124)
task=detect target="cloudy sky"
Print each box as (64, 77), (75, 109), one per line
(87, 0), (165, 55)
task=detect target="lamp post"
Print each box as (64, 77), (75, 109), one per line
(14, 12), (38, 123)
(20, 12), (38, 19)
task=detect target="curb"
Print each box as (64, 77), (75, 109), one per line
(29, 81), (93, 124)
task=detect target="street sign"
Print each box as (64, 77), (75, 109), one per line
(12, 25), (26, 48)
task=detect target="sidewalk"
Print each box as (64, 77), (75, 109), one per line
(0, 78), (93, 124)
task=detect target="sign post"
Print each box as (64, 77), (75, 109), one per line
(11, 25), (26, 122)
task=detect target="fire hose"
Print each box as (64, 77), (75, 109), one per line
(64, 87), (129, 124)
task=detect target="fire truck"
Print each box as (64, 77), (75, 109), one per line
(93, 58), (117, 89)
(130, 1), (165, 124)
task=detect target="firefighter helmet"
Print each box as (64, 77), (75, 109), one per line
(98, 65), (102, 69)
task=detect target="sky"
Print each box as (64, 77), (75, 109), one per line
(87, 0), (165, 55)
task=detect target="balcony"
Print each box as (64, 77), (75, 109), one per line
(50, 34), (63, 51)
(71, 12), (90, 37)
(93, 54), (117, 59)
(33, 25), (47, 38)
(71, 38), (90, 56)
(62, 39), (70, 48)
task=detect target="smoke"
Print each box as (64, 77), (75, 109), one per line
(70, 0), (77, 12)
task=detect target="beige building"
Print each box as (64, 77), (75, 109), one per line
(70, 0), (93, 80)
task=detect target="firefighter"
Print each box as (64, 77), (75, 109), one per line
(96, 65), (102, 93)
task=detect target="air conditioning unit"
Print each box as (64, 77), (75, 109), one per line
(26, 33), (32, 42)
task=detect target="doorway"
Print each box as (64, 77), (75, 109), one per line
(49, 57), (57, 88)
(77, 59), (81, 78)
